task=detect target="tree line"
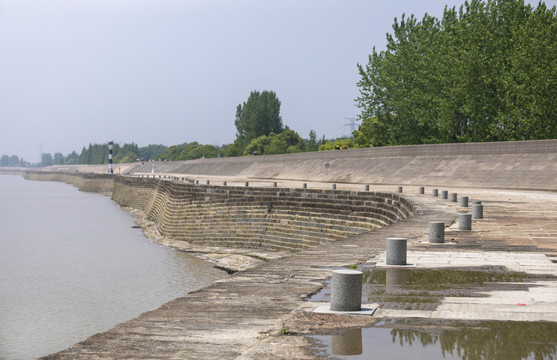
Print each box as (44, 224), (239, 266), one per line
(354, 0), (557, 147)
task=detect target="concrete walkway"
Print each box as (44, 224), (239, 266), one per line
(42, 181), (557, 359)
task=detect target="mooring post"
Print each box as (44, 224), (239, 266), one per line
(459, 213), (472, 230)
(441, 190), (448, 200)
(472, 204), (484, 219)
(223, 181), (227, 186)
(419, 186), (425, 194)
(303, 183), (307, 189)
(365, 184), (370, 191)
(386, 237), (407, 265)
(245, 181), (249, 187)
(450, 193), (458, 202)
(429, 222), (445, 243)
(206, 180), (210, 185)
(460, 196), (469, 207)
(432, 189), (438, 197)
(273, 182), (278, 188)
(332, 184), (337, 190)
(330, 270), (363, 311)
(398, 186), (403, 193)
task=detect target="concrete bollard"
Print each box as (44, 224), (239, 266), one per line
(245, 181), (249, 187)
(398, 186), (403, 193)
(223, 181), (227, 186)
(332, 184), (337, 190)
(303, 183), (307, 189)
(365, 184), (370, 192)
(419, 186), (425, 194)
(196, 180), (199, 185)
(449, 193), (457, 202)
(441, 190), (448, 199)
(386, 238), (407, 265)
(330, 270), (363, 311)
(429, 222), (445, 243)
(273, 182), (278, 188)
(432, 189), (438, 197)
(206, 180), (210, 185)
(460, 196), (469, 207)
(472, 204), (484, 219)
(459, 214), (472, 231)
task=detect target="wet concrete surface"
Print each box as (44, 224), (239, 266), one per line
(309, 319), (557, 359)
(41, 180), (557, 359)
(311, 266), (555, 312)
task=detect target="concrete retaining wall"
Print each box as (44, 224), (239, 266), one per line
(22, 171), (114, 194)
(126, 140), (557, 190)
(112, 176), (414, 252)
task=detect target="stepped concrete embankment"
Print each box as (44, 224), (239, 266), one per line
(128, 139), (557, 191)
(111, 176), (414, 252)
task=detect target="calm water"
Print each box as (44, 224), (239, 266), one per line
(311, 319), (557, 359)
(0, 175), (225, 360)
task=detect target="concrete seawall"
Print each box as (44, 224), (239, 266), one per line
(111, 176), (414, 252)
(22, 171), (115, 194)
(127, 139), (557, 191)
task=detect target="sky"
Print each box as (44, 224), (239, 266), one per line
(1, 0), (555, 163)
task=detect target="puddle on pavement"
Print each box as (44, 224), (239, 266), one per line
(309, 266), (553, 311)
(309, 318), (557, 359)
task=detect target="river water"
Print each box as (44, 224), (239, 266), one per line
(0, 175), (225, 360)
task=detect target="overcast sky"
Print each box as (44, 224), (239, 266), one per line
(1, 0), (554, 162)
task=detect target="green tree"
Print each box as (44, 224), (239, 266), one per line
(243, 129), (305, 156)
(9, 155), (20, 166)
(0, 155), (10, 167)
(224, 138), (244, 157)
(356, 0), (557, 145)
(306, 130), (319, 152)
(234, 90), (284, 152)
(65, 151), (79, 165)
(53, 152), (65, 165)
(318, 138), (354, 151)
(160, 142), (221, 161)
(138, 144), (167, 161)
(41, 153), (53, 166)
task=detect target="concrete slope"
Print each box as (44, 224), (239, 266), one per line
(127, 140), (557, 191)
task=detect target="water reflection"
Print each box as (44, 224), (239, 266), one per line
(389, 320), (557, 360)
(312, 320), (557, 359)
(360, 266), (548, 311)
(331, 328), (362, 356)
(385, 268), (407, 293)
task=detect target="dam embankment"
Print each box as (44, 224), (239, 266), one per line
(111, 176), (414, 252)
(127, 139), (557, 191)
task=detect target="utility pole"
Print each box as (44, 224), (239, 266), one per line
(344, 118), (360, 138)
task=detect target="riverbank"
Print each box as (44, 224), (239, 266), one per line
(125, 207), (287, 273)
(41, 178), (557, 359)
